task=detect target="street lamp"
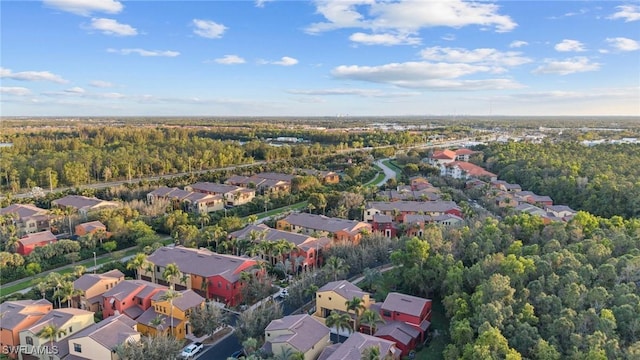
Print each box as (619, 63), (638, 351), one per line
(93, 252), (97, 274)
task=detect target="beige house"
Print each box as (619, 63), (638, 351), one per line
(314, 280), (374, 320)
(264, 314), (330, 360)
(51, 195), (119, 218)
(18, 308), (94, 360)
(0, 204), (52, 237)
(72, 270), (125, 312)
(184, 182), (255, 207)
(66, 314), (140, 360)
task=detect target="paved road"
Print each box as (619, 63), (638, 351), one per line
(373, 159), (397, 187)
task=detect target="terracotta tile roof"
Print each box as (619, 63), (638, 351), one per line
(431, 150), (456, 160)
(445, 161), (497, 178)
(146, 246), (256, 282)
(265, 314), (329, 354)
(67, 314), (139, 351)
(281, 213), (370, 234)
(454, 148), (476, 156)
(381, 292), (431, 318)
(0, 204), (48, 220)
(230, 224), (315, 247)
(52, 195), (118, 211)
(374, 321), (420, 346)
(367, 201), (460, 213)
(317, 280), (369, 301)
(0, 299), (52, 330)
(152, 289), (204, 311)
(18, 230), (57, 246)
(319, 332), (398, 360)
(25, 308), (93, 334)
(76, 221), (106, 233)
(73, 270), (124, 292)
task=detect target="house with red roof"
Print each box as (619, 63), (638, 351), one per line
(427, 149), (457, 167)
(17, 230), (57, 256)
(442, 161), (497, 181)
(373, 292), (432, 342)
(142, 246), (259, 306)
(229, 224), (331, 272)
(74, 220), (109, 238)
(102, 280), (166, 319)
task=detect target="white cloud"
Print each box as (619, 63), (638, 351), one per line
(306, 0), (516, 35)
(555, 39), (586, 52)
(89, 18), (137, 36)
(107, 48), (180, 57)
(43, 0), (123, 16)
(192, 19), (227, 39)
(89, 80), (113, 88)
(255, 0), (273, 7)
(0, 87), (32, 96)
(533, 57), (601, 75)
(606, 37), (640, 51)
(509, 40), (528, 48)
(65, 86), (85, 93)
(260, 56), (299, 66)
(609, 5), (640, 22)
(331, 61), (523, 90)
(0, 67), (68, 83)
(287, 88), (420, 97)
(349, 32), (420, 46)
(213, 55), (246, 64)
(441, 34), (456, 41)
(420, 46), (532, 68)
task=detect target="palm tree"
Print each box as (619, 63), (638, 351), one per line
(160, 289), (183, 337)
(345, 297), (366, 332)
(361, 267), (382, 292)
(150, 315), (166, 333)
(35, 279), (50, 299)
(361, 345), (381, 360)
(360, 309), (385, 335)
(73, 265), (86, 279)
(54, 281), (83, 308)
(37, 324), (67, 348)
(127, 253), (148, 280)
(242, 337), (258, 356)
(325, 256), (350, 281)
(325, 311), (352, 343)
(162, 262), (181, 290)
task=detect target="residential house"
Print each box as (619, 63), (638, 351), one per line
(465, 179), (488, 190)
(137, 289), (204, 340)
(490, 180), (522, 192)
(51, 195), (119, 218)
(314, 280), (374, 334)
(404, 214), (463, 237)
(364, 201), (462, 223)
(441, 161), (497, 181)
(102, 280), (166, 320)
(66, 314), (140, 360)
(371, 214), (396, 238)
(229, 224), (331, 272)
(409, 176), (431, 191)
(317, 332), (401, 360)
(374, 321), (422, 357)
(427, 149), (457, 167)
(297, 169), (340, 184)
(0, 300), (53, 360)
(453, 148), (478, 161)
(146, 187), (224, 214)
(545, 205), (577, 219)
(72, 270), (125, 312)
(74, 221), (108, 237)
(16, 231), (57, 256)
(376, 292), (432, 342)
(494, 192), (517, 208)
(184, 182), (255, 206)
(524, 194), (554, 207)
(263, 315), (330, 360)
(276, 213), (371, 244)
(18, 308), (94, 360)
(0, 204), (52, 236)
(143, 246), (258, 306)
(226, 172), (295, 193)
(376, 189), (441, 202)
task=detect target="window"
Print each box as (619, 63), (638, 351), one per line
(218, 282), (222, 288)
(226, 284), (230, 290)
(105, 285), (109, 290)
(328, 297), (332, 301)
(74, 343), (82, 353)
(382, 310), (391, 317)
(68, 326), (73, 333)
(26, 336), (33, 345)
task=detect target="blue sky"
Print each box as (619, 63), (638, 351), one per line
(1, 0), (639, 117)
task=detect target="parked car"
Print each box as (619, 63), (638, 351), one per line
(180, 342), (204, 359)
(231, 350), (246, 359)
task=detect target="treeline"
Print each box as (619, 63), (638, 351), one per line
(480, 141), (640, 218)
(386, 211), (640, 359)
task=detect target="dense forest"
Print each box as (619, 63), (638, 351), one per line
(481, 141), (640, 219)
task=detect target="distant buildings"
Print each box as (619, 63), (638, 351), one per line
(276, 213), (371, 244)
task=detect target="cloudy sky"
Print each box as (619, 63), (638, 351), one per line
(1, 0), (639, 117)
